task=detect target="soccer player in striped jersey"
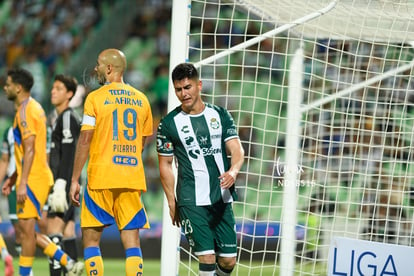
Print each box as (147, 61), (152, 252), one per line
(69, 48), (153, 276)
(0, 124), (20, 238)
(157, 63), (245, 276)
(0, 124), (16, 276)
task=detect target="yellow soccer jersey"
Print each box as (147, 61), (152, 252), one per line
(13, 97), (53, 190)
(81, 82), (153, 190)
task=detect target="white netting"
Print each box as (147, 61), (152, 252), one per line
(237, 0), (414, 41)
(168, 0), (414, 274)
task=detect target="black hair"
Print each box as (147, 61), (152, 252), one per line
(171, 63), (199, 82)
(54, 74), (78, 100)
(7, 68), (34, 92)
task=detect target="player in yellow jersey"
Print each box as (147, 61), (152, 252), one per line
(2, 68), (84, 276)
(70, 48), (153, 276)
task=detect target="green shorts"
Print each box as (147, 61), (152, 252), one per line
(8, 187), (17, 223)
(179, 202), (237, 257)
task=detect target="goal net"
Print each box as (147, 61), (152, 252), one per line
(164, 0), (414, 275)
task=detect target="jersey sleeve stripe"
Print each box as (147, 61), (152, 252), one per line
(224, 135), (239, 142)
(63, 111), (71, 131)
(158, 152), (174, 156)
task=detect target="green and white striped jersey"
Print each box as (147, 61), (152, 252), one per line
(157, 103), (239, 206)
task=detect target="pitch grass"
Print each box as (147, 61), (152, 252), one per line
(13, 257), (152, 274)
(9, 257), (326, 275)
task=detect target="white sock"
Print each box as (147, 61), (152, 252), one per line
(1, 248), (9, 260)
(216, 264), (233, 276)
(199, 271), (215, 276)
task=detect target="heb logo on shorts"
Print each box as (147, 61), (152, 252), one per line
(112, 155), (138, 166)
(328, 236), (414, 275)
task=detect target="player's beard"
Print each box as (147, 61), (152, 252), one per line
(97, 76), (106, 85)
(6, 92), (16, 102)
(96, 71), (106, 85)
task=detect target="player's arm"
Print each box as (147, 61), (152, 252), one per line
(0, 130), (15, 195)
(0, 151), (10, 184)
(17, 135), (36, 203)
(219, 137), (245, 189)
(0, 129), (8, 182)
(70, 129), (93, 206)
(1, 171), (16, 196)
(158, 154), (180, 226)
(0, 151), (12, 196)
(142, 136), (147, 152)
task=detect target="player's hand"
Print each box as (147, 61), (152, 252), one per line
(16, 182), (27, 204)
(169, 200), (181, 227)
(48, 178), (68, 213)
(218, 170), (237, 189)
(2, 174), (16, 196)
(1, 178), (12, 196)
(70, 180), (81, 207)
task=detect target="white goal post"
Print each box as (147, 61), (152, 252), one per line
(162, 0), (414, 275)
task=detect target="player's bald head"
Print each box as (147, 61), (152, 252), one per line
(98, 48), (127, 72)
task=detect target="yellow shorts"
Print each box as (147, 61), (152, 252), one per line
(17, 183), (51, 220)
(80, 185), (150, 230)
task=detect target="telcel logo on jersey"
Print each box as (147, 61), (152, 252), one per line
(112, 155), (138, 166)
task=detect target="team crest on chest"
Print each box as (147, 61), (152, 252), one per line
(210, 118), (220, 129)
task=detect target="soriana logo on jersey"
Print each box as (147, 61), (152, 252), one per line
(112, 155), (138, 166)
